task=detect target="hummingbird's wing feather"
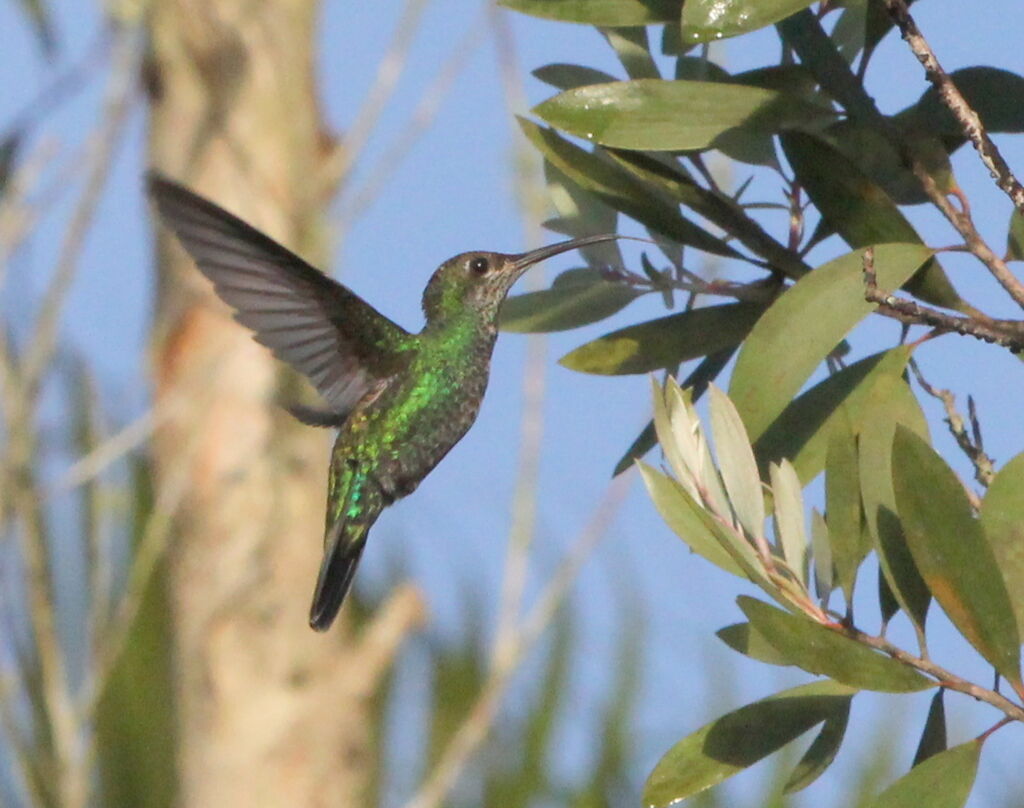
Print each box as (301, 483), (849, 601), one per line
(148, 174), (411, 421)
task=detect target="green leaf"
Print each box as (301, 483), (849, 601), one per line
(501, 269), (642, 332)
(643, 681), (856, 807)
(535, 79), (833, 151)
(826, 408), (868, 603)
(559, 301), (764, 374)
(613, 349), (732, 475)
(893, 426), (1022, 685)
(783, 694), (851, 793)
(602, 26), (660, 80)
(500, 0), (681, 25)
(637, 462), (747, 577)
(730, 244), (932, 444)
(739, 597), (932, 692)
(866, 740), (980, 808)
(682, 0), (817, 44)
(912, 690), (946, 767)
(981, 451), (1024, 634)
(716, 622), (792, 666)
(1007, 209), (1024, 261)
(811, 508), (833, 602)
(858, 369), (931, 634)
(520, 119), (743, 258)
(753, 348), (911, 483)
(780, 132), (964, 310)
(770, 460), (807, 584)
(533, 63), (618, 92)
(709, 385), (765, 543)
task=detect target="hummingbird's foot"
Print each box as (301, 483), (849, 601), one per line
(285, 403), (349, 428)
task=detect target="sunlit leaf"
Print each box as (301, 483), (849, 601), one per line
(710, 385), (765, 542)
(783, 694), (850, 793)
(739, 597), (932, 692)
(866, 740), (980, 808)
(559, 301), (763, 374)
(980, 451), (1024, 632)
(682, 0), (817, 44)
(536, 79), (833, 151)
(780, 132), (963, 310)
(643, 681), (856, 807)
(912, 690), (946, 767)
(893, 427), (1021, 685)
(770, 460), (807, 584)
(501, 269), (643, 332)
(730, 244), (932, 444)
(500, 0), (682, 25)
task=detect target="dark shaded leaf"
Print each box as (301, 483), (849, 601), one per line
(560, 301), (764, 374)
(730, 244), (931, 444)
(520, 119), (743, 258)
(643, 681), (856, 807)
(980, 450), (1024, 633)
(602, 26), (659, 80)
(536, 79), (833, 151)
(912, 690), (946, 767)
(682, 0), (817, 44)
(740, 597), (932, 692)
(501, 269), (643, 332)
(783, 695), (851, 793)
(533, 63), (619, 91)
(500, 0), (682, 25)
(893, 426), (1021, 685)
(826, 408), (868, 604)
(866, 740), (980, 808)
(1007, 209), (1024, 262)
(780, 132), (964, 310)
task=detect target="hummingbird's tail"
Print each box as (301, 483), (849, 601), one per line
(308, 521), (369, 631)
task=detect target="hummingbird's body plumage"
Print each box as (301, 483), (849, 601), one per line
(148, 174), (620, 630)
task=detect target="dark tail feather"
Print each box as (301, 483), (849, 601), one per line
(308, 526), (368, 631)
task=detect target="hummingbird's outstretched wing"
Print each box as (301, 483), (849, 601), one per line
(148, 173), (411, 423)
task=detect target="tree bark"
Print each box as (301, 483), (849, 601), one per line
(145, 3), (423, 805)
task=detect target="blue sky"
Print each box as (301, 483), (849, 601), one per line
(4, 1), (1024, 804)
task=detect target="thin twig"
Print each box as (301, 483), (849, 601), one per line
(862, 248), (1024, 352)
(404, 475), (631, 808)
(883, 0), (1024, 215)
(908, 359), (995, 491)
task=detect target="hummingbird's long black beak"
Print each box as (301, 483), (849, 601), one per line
(510, 233), (625, 272)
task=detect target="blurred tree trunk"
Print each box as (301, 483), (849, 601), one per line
(145, 3), (422, 805)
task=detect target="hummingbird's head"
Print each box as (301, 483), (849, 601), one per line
(421, 234), (623, 326)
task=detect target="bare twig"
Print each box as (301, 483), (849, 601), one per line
(883, 0), (1024, 215)
(404, 475), (631, 808)
(862, 248), (1024, 352)
(908, 359), (995, 491)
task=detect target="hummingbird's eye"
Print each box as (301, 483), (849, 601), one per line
(469, 256), (490, 275)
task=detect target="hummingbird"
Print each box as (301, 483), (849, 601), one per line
(148, 174), (623, 631)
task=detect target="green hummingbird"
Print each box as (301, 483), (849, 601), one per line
(148, 174), (623, 631)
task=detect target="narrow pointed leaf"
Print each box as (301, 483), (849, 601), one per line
(603, 26), (659, 80)
(559, 301), (764, 374)
(980, 451), (1024, 633)
(710, 385), (765, 542)
(716, 622), (792, 666)
(500, 0), (682, 25)
(893, 426), (1022, 685)
(783, 695), (851, 793)
(520, 119), (743, 257)
(826, 409), (867, 602)
(501, 270), (642, 332)
(643, 681), (856, 807)
(638, 462), (745, 577)
(683, 0), (816, 44)
(866, 740), (980, 808)
(1007, 209), (1024, 261)
(533, 63), (618, 91)
(730, 244), (932, 444)
(858, 369), (931, 632)
(770, 460), (807, 584)
(739, 597), (932, 692)
(754, 347), (912, 482)
(535, 79), (833, 152)
(912, 690), (947, 767)
(811, 508), (833, 602)
(780, 132), (963, 309)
